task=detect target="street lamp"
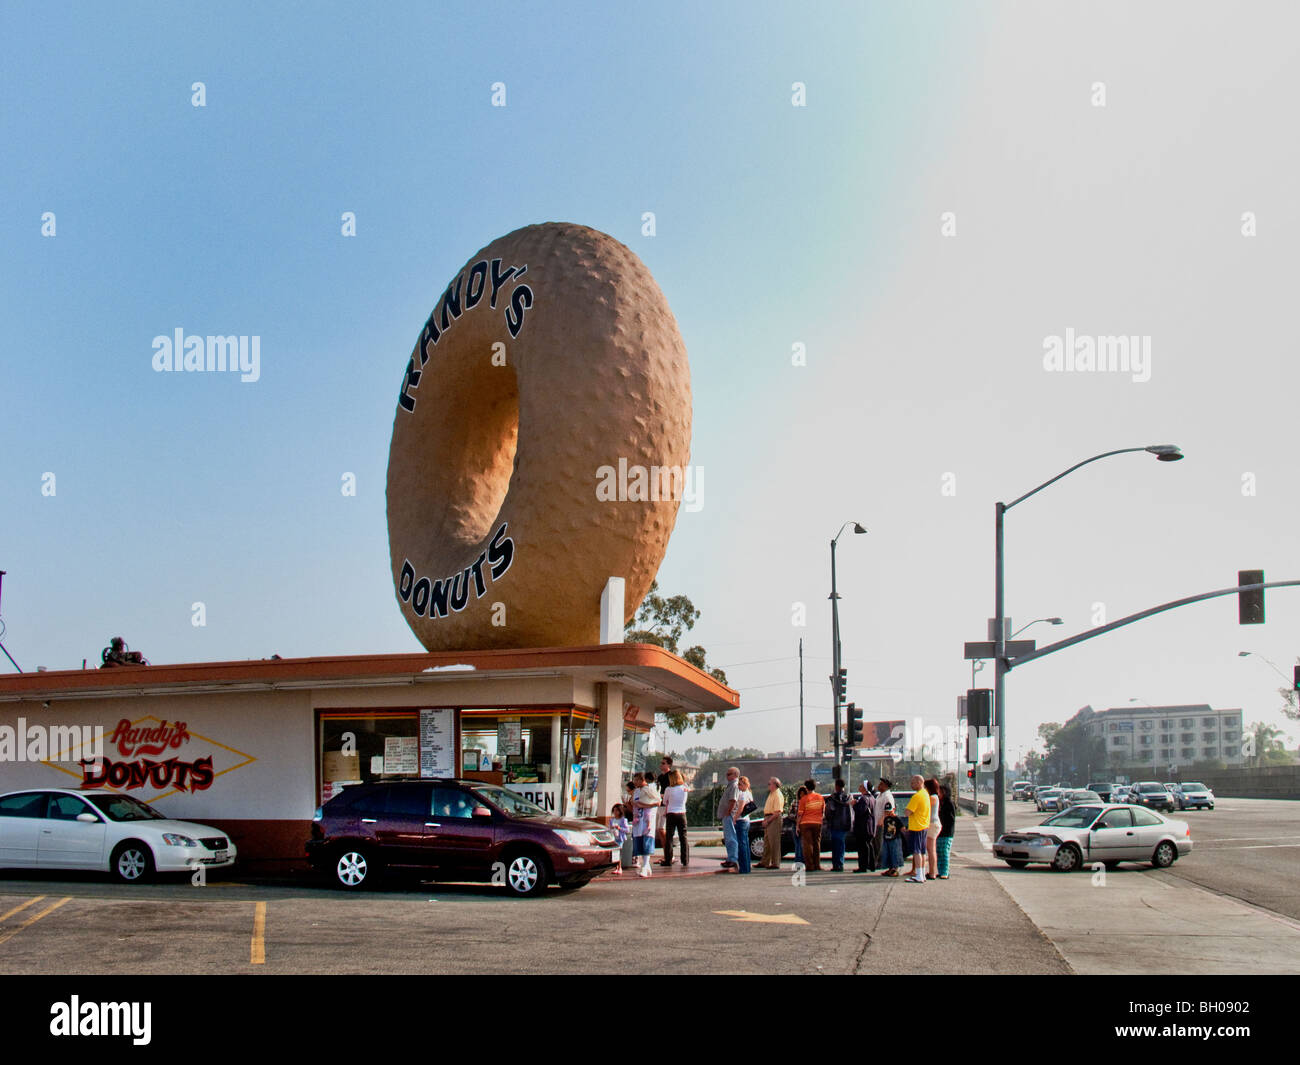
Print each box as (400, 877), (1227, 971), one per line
(993, 444), (1182, 838)
(830, 521), (867, 772)
(1011, 617), (1063, 639)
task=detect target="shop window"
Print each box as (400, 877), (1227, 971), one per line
(319, 712), (420, 805)
(460, 713), (557, 783)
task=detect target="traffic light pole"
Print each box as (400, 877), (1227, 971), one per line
(830, 536), (842, 773)
(994, 502), (1007, 840)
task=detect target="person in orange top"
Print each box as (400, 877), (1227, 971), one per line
(796, 779), (826, 871)
(904, 774), (930, 883)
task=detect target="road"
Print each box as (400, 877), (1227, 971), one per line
(0, 797), (1296, 974)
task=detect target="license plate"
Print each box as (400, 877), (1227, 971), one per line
(212, 850), (228, 861)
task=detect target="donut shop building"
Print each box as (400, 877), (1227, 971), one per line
(0, 644), (737, 869)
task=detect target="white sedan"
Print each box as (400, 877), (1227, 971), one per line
(0, 788), (236, 882)
(994, 803), (1192, 872)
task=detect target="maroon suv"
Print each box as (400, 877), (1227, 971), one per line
(307, 779), (617, 896)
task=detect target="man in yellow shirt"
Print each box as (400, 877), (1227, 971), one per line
(761, 777), (785, 869)
(904, 774), (930, 884)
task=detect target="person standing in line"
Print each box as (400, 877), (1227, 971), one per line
(792, 785), (808, 866)
(937, 783), (956, 879)
(825, 778), (853, 872)
(716, 767), (740, 871)
(655, 756), (674, 851)
(760, 777), (785, 869)
(878, 799), (904, 876)
(660, 769), (690, 868)
(632, 772), (661, 877)
(872, 777), (894, 867)
(852, 781), (876, 873)
(733, 775), (755, 874)
(797, 779), (825, 871)
(610, 803), (630, 875)
(903, 774), (930, 884)
(924, 778), (941, 880)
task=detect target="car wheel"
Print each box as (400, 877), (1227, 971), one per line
(333, 848), (375, 889)
(1004, 860), (1029, 869)
(1151, 841), (1177, 868)
(111, 841), (154, 883)
(1051, 845), (1082, 873)
(503, 849), (550, 897)
(749, 833), (765, 863)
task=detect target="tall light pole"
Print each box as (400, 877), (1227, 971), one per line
(993, 444), (1182, 839)
(830, 521), (867, 773)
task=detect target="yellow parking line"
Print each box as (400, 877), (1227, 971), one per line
(250, 901), (266, 964)
(0, 896), (46, 924)
(0, 897), (71, 946)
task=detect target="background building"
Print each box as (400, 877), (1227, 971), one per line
(1069, 703), (1245, 776)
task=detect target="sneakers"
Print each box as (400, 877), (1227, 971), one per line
(906, 875), (926, 883)
(639, 862), (651, 878)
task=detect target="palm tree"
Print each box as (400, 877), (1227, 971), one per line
(1246, 721), (1287, 766)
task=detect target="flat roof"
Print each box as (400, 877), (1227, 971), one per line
(0, 642), (739, 716)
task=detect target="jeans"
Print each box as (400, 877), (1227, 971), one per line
(880, 835), (902, 870)
(663, 812), (689, 865)
(721, 816), (737, 864)
(829, 829), (847, 870)
(798, 824), (822, 870)
(937, 835), (953, 876)
(735, 819), (751, 873)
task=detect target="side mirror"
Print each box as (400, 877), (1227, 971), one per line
(1093, 821), (1109, 831)
(76, 812), (99, 823)
(472, 806), (492, 818)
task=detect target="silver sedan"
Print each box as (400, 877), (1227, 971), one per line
(993, 804), (1192, 872)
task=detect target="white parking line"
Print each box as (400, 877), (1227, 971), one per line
(975, 826), (992, 851)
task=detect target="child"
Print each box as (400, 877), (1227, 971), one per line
(632, 772), (660, 876)
(878, 801), (904, 877)
(610, 803), (631, 875)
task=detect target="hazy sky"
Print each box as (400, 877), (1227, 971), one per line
(3, 2), (1298, 765)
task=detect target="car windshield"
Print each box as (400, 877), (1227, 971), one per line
(1042, 806), (1102, 829)
(1136, 784), (1162, 792)
(472, 784), (547, 818)
(86, 794), (167, 822)
(1182, 782), (1207, 790)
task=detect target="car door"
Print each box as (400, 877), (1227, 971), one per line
(1130, 806), (1168, 855)
(1087, 807), (1138, 861)
(0, 792), (48, 866)
(37, 793), (109, 869)
(426, 786), (497, 874)
(372, 785), (433, 868)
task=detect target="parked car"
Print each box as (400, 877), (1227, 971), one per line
(307, 779), (617, 895)
(1086, 782), (1114, 802)
(1129, 781), (1177, 812)
(1035, 787), (1064, 813)
(1173, 782), (1216, 811)
(993, 803), (1192, 872)
(0, 788), (236, 883)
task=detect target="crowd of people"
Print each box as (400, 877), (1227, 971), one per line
(609, 760), (958, 880)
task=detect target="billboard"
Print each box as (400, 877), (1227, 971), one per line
(816, 720), (906, 752)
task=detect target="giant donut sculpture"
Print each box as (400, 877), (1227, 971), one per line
(386, 222), (692, 651)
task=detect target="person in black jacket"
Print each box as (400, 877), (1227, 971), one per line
(824, 778), (853, 871)
(852, 781), (877, 872)
(937, 783), (957, 879)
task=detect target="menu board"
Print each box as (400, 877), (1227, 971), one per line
(384, 736), (419, 775)
(419, 708), (456, 779)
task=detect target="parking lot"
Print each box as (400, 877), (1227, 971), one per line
(1, 796), (1297, 975)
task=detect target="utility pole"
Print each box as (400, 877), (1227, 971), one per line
(798, 638), (804, 756)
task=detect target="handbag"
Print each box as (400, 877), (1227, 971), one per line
(740, 799), (757, 816)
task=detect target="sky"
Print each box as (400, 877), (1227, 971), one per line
(3, 1), (1299, 768)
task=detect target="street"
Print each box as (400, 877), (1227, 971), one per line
(2, 798), (1296, 975)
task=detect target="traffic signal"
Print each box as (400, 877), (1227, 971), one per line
(833, 667), (847, 702)
(846, 702), (864, 746)
(967, 768), (975, 779)
(967, 688), (994, 729)
(1293, 665), (1300, 693)
(1238, 569), (1265, 625)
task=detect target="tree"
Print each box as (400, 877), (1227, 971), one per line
(1244, 721), (1291, 767)
(1036, 719), (1106, 784)
(625, 580), (729, 733)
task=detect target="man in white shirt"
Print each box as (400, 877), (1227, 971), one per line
(872, 777), (894, 868)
